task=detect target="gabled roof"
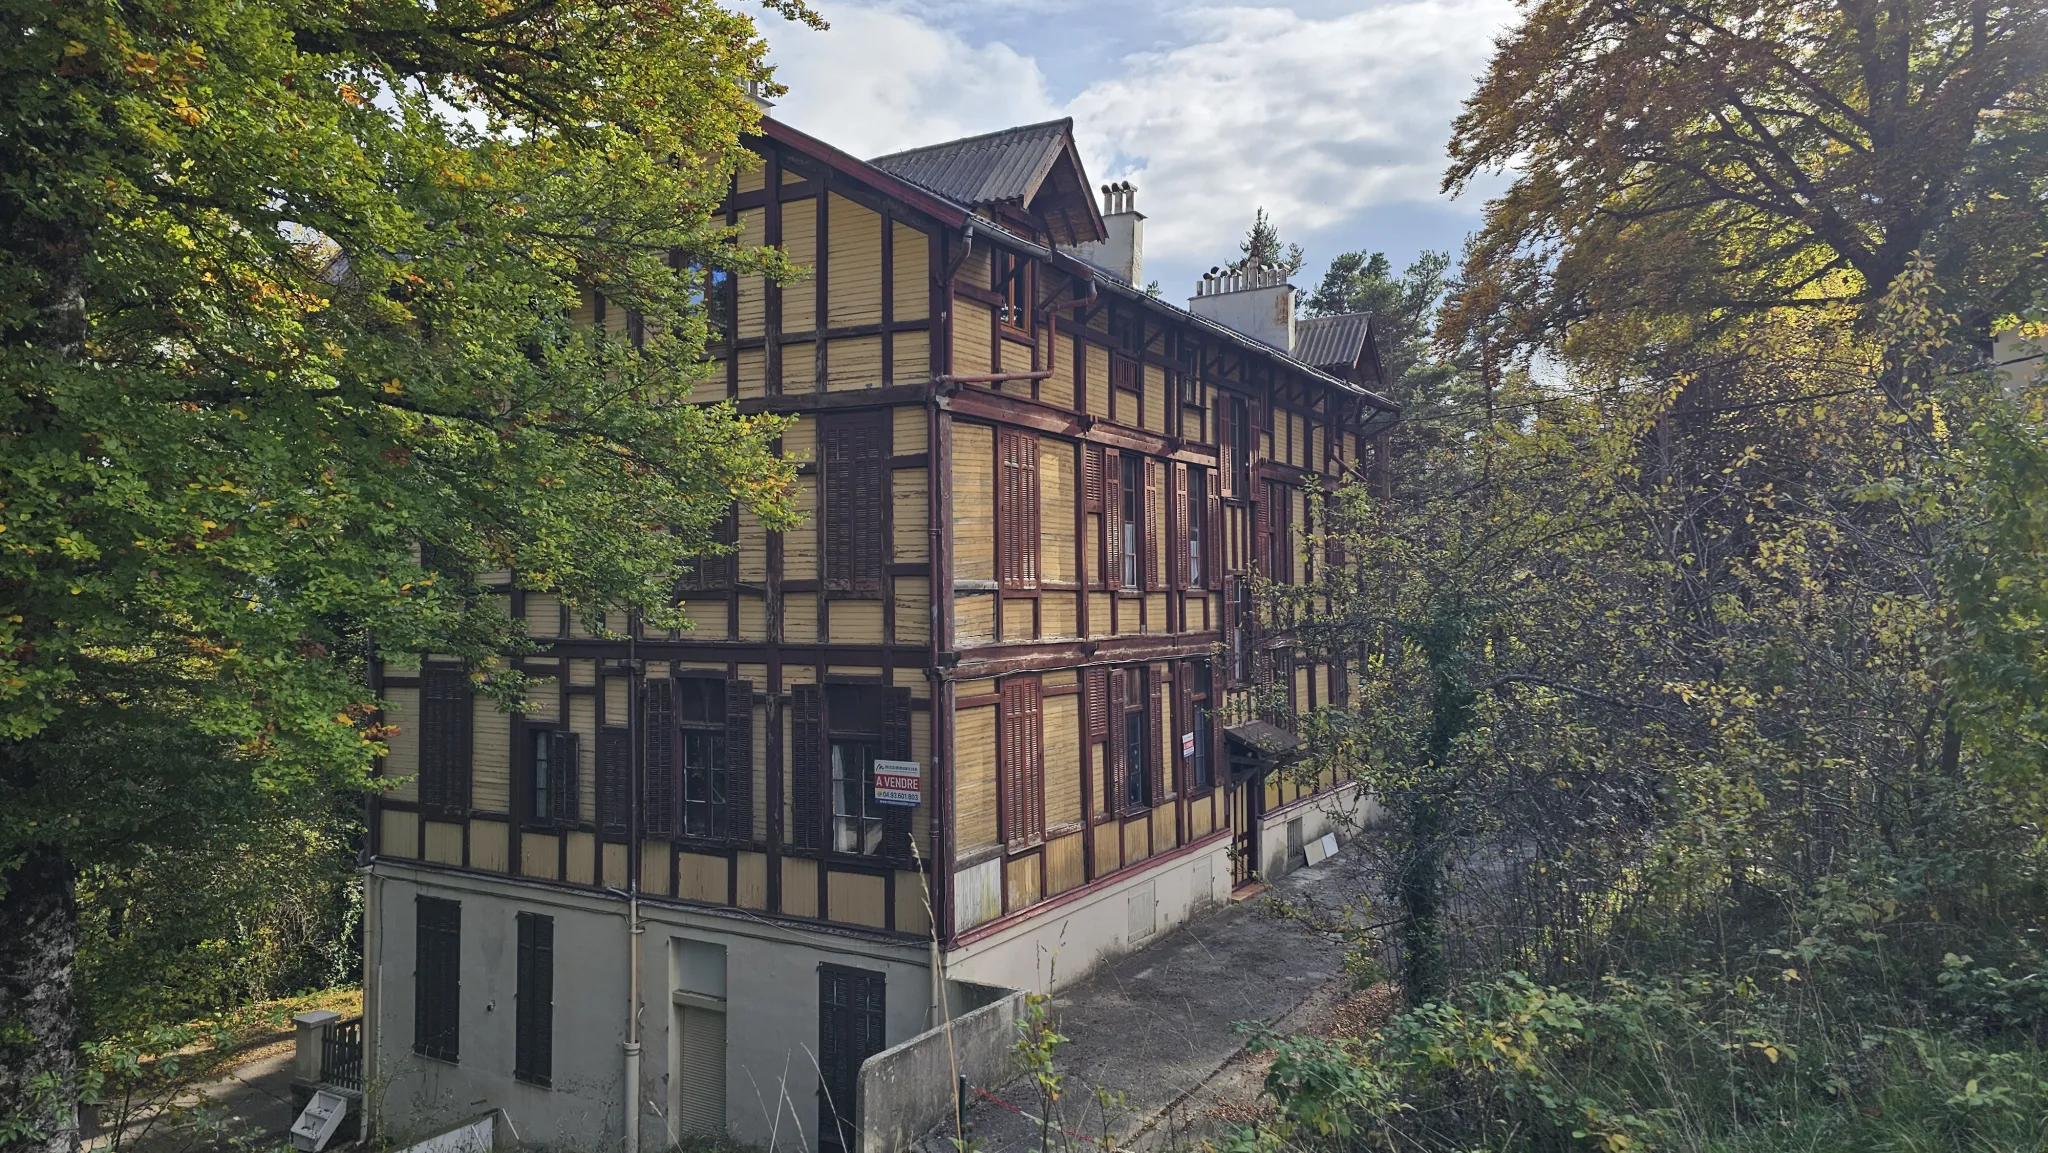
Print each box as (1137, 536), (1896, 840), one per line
(869, 119), (1106, 247)
(1293, 313), (1372, 375)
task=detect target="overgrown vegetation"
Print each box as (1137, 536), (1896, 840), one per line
(1233, 0), (2048, 1147)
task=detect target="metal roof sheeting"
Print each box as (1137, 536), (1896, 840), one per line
(1292, 313), (1372, 375)
(868, 119), (1074, 208)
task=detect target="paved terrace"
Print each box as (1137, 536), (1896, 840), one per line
(918, 845), (1379, 1152)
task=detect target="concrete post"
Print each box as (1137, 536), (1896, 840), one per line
(293, 1010), (340, 1084)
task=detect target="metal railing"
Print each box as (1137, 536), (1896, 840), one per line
(321, 1016), (363, 1090)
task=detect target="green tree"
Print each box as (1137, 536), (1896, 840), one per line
(1236, 207), (1305, 278)
(0, 0), (817, 1144)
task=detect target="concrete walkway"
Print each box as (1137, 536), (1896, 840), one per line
(920, 845), (1378, 1152)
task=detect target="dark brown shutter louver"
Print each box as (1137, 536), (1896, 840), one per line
(549, 731), (579, 826)
(420, 663), (473, 816)
(1147, 666), (1166, 804)
(412, 896), (461, 1062)
(641, 679), (676, 838)
(1223, 576), (1241, 689)
(598, 726), (632, 838)
(1102, 450), (1122, 590)
(998, 429), (1040, 591)
(1024, 679), (1044, 840)
(1143, 458), (1161, 591)
(1083, 444), (1104, 509)
(1207, 472), (1224, 591)
(1216, 399), (1235, 499)
(1107, 669), (1129, 816)
(822, 415), (889, 594)
(881, 686), (913, 858)
(1171, 462), (1190, 590)
(514, 912), (553, 1086)
(726, 680), (754, 845)
(790, 684), (823, 851)
(1085, 669), (1109, 743)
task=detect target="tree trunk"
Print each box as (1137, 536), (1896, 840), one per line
(0, 845), (81, 1153)
(1398, 797), (1448, 1002)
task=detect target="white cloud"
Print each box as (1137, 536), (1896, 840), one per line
(762, 1), (1516, 285)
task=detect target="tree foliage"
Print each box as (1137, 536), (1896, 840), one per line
(0, 0), (815, 1143)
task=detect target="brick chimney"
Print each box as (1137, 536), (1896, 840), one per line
(1064, 181), (1144, 285)
(1187, 264), (1295, 352)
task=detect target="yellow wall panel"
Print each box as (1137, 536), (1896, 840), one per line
(1143, 365), (1167, 433)
(525, 593), (561, 638)
(738, 510), (769, 583)
(734, 208), (765, 339)
(381, 687), (419, 800)
(780, 198), (818, 334)
(470, 819), (508, 872)
(737, 595), (766, 641)
(424, 820), (463, 865)
(893, 467), (928, 563)
(735, 163), (764, 195)
(895, 577), (930, 644)
(1006, 852), (1042, 912)
(953, 303), (993, 376)
(603, 842), (629, 889)
(642, 843), (672, 896)
(1046, 832), (1085, 896)
(1153, 802), (1179, 853)
(952, 423), (995, 581)
(522, 675), (559, 723)
(736, 852), (768, 909)
(736, 348), (766, 399)
(1085, 344), (1111, 418)
(1001, 596), (1035, 640)
(1088, 595), (1111, 638)
(381, 809), (418, 858)
(999, 336), (1034, 378)
(571, 696), (597, 818)
(782, 413), (815, 462)
(1043, 336), (1075, 409)
(1041, 592), (1077, 639)
(1094, 820), (1120, 874)
(781, 339), (816, 391)
(606, 676), (630, 722)
(954, 704), (998, 852)
(1040, 439), (1075, 583)
(691, 367), (725, 405)
(1123, 818), (1150, 866)
(565, 831), (595, 886)
(783, 593), (818, 644)
(1044, 694), (1081, 828)
(828, 871), (888, 929)
(521, 833), (559, 880)
(954, 592), (995, 647)
(893, 406), (927, 454)
(782, 858), (818, 918)
(895, 332), (930, 385)
(895, 871), (932, 937)
(677, 852), (728, 904)
(826, 335), (883, 390)
(827, 194), (884, 327)
(892, 226), (930, 322)
(472, 698), (510, 812)
(783, 477), (818, 580)
(830, 599), (885, 643)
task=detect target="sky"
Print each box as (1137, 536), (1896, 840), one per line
(755, 0), (1521, 303)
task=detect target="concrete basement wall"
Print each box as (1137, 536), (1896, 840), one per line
(856, 983), (1025, 1153)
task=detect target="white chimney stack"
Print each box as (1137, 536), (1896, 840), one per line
(1188, 263), (1295, 352)
(1063, 181), (1144, 285)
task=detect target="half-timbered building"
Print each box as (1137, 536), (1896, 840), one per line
(357, 111), (1396, 1152)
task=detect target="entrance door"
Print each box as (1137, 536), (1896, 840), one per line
(1228, 761), (1264, 887)
(818, 964), (886, 1152)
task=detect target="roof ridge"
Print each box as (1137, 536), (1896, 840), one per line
(866, 117), (1074, 164)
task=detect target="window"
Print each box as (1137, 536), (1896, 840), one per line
(1000, 677), (1044, 847)
(528, 729), (578, 827)
(678, 507), (737, 592)
(1111, 352), (1141, 424)
(1227, 395), (1252, 498)
(820, 414), (888, 594)
(1121, 669), (1152, 811)
(792, 684), (914, 858)
(515, 912), (554, 1087)
(420, 663), (473, 817)
(997, 429), (1040, 591)
(996, 252), (1031, 330)
(677, 679), (729, 840)
(1184, 467), (1207, 588)
(413, 896), (460, 1063)
(1230, 578), (1252, 686)
(643, 677), (754, 843)
(1190, 663), (1215, 791)
(1120, 455), (1141, 590)
(598, 726), (631, 839)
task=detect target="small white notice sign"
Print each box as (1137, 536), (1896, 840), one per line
(1181, 732), (1196, 758)
(873, 759), (921, 806)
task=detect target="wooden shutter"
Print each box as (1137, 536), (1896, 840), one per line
(998, 429), (1040, 591)
(1177, 671), (1194, 795)
(1207, 472), (1224, 590)
(821, 415), (888, 594)
(1253, 484), (1273, 579)
(790, 684), (823, 851)
(412, 896), (460, 1062)
(880, 687), (913, 858)
(1107, 669), (1129, 816)
(1103, 450), (1123, 589)
(1143, 458), (1161, 591)
(1216, 398), (1235, 498)
(1085, 669), (1109, 743)
(726, 680), (754, 845)
(1083, 444), (1104, 509)
(1148, 667), (1166, 803)
(599, 726), (631, 839)
(818, 965), (887, 1152)
(549, 731), (579, 826)
(1000, 678), (1043, 847)
(641, 679), (676, 838)
(1171, 462), (1190, 590)
(515, 912), (553, 1086)
(1222, 576), (1241, 689)
(420, 663), (473, 816)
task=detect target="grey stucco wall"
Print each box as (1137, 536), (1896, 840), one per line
(365, 863), (932, 1152)
(857, 985), (1024, 1153)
